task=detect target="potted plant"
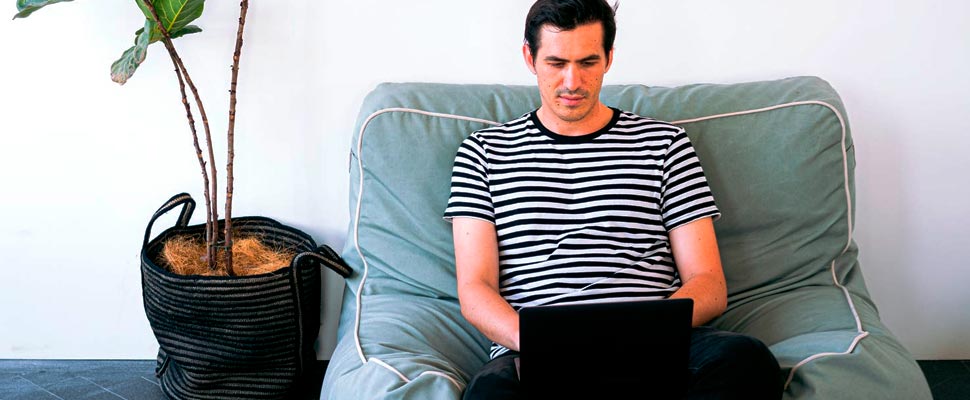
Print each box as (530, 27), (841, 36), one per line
(13, 1), (351, 398)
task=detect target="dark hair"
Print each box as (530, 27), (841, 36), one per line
(524, 0), (619, 59)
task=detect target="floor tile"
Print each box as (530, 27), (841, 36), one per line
(17, 370), (76, 389)
(86, 377), (164, 400)
(5, 387), (63, 400)
(44, 377), (122, 400)
(0, 360), (328, 400)
(930, 374), (970, 400)
(918, 360), (968, 388)
(1, 377), (59, 400)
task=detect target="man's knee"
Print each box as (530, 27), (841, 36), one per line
(690, 330), (783, 399)
(463, 354), (522, 400)
(723, 334), (779, 373)
(724, 334), (782, 398)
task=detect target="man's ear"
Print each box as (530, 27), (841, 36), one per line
(523, 43), (537, 75)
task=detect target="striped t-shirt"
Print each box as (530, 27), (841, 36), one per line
(444, 107), (720, 358)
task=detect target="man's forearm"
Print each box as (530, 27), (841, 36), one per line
(669, 272), (728, 327)
(459, 282), (521, 352)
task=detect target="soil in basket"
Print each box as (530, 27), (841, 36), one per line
(161, 234), (296, 276)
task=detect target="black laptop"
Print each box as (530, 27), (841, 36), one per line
(518, 298), (693, 399)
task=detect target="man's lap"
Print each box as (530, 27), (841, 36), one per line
(463, 327), (782, 400)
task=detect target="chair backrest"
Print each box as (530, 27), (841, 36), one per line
(343, 76), (856, 308)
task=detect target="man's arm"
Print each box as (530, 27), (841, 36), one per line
(452, 217), (521, 352)
(668, 216), (728, 327)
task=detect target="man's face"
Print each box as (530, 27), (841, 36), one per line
(525, 22), (613, 127)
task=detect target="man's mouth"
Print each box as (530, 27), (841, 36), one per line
(559, 95), (585, 107)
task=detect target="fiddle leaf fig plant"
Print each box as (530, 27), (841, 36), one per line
(14, 0), (250, 275)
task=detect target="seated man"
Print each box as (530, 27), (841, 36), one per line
(444, 0), (783, 398)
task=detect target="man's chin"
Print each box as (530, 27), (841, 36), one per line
(553, 105), (592, 123)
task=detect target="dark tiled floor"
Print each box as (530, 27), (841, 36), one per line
(0, 360), (327, 399)
(918, 359), (970, 400)
(1, 359), (966, 399)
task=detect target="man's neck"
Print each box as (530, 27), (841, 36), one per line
(536, 103), (614, 136)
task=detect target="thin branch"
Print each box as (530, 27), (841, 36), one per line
(140, 0), (219, 271)
(171, 56), (213, 262)
(224, 0), (250, 276)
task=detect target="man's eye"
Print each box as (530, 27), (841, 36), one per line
(582, 61), (598, 67)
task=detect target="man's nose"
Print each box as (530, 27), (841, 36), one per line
(563, 64), (581, 91)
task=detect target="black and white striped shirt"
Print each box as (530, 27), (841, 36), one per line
(444, 108), (720, 358)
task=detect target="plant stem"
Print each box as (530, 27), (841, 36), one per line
(225, 0), (250, 276)
(172, 55), (214, 263)
(140, 0), (219, 271)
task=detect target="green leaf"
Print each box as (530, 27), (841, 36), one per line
(13, 0), (74, 19)
(110, 19), (153, 85)
(169, 24), (202, 40)
(136, 23), (202, 43)
(135, 0), (204, 36)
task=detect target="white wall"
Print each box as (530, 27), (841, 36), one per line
(1, 0), (966, 360)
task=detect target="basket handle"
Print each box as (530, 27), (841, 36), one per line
(142, 193), (196, 249)
(292, 244), (353, 278)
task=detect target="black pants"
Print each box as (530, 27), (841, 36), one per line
(462, 327), (783, 400)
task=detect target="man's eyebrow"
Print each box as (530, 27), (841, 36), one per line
(543, 54), (602, 63)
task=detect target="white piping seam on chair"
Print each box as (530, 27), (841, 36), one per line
(352, 107), (500, 391)
(366, 358), (465, 390)
(780, 262), (871, 388)
(672, 100), (854, 252)
(674, 101), (869, 390)
(369, 357), (410, 382)
(422, 371), (464, 390)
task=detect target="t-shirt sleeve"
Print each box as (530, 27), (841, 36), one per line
(661, 128), (721, 231)
(443, 134), (495, 223)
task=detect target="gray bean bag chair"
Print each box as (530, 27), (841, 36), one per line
(320, 76), (932, 399)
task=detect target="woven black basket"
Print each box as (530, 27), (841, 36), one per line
(140, 193), (351, 399)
